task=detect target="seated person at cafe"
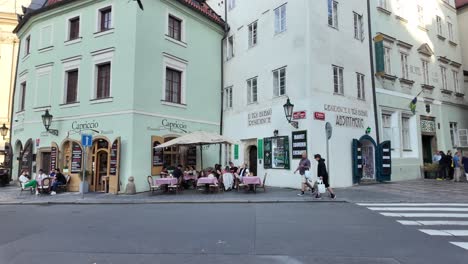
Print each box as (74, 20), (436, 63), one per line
(36, 169), (48, 182)
(160, 166), (169, 178)
(235, 163), (249, 188)
(50, 168), (66, 195)
(229, 162), (238, 174)
(173, 165), (184, 185)
(49, 169), (56, 177)
(19, 169), (39, 195)
(213, 164), (222, 179)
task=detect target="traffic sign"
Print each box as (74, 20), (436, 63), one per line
(325, 122), (332, 140)
(81, 134), (93, 147)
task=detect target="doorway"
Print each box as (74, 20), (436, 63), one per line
(422, 135), (434, 164)
(361, 140), (375, 180)
(90, 138), (110, 192)
(40, 152), (51, 172)
(248, 146), (257, 176)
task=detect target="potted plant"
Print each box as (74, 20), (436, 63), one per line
(79, 170), (91, 193)
(423, 163), (439, 179)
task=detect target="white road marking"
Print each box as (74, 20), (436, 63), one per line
(358, 203), (468, 207)
(397, 220), (422, 226)
(444, 230), (468, 236)
(419, 229), (452, 236)
(380, 213), (468, 218)
(450, 242), (468, 250)
(414, 221), (468, 226)
(368, 207), (468, 212)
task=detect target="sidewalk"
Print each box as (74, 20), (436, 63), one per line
(1, 179), (467, 205)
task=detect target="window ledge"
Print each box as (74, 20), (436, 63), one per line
(403, 149), (413, 152)
(449, 40), (458, 46)
(381, 73), (398, 81)
(328, 25), (339, 30)
(33, 106), (51, 112)
(161, 100), (187, 108)
(15, 110), (25, 115)
(441, 89), (453, 95)
(437, 34), (446, 41)
(247, 101), (259, 105)
(399, 78), (415, 85)
(38, 46), (54, 53)
(94, 28), (114, 38)
(22, 54), (30, 62)
(274, 29), (287, 37)
(377, 6), (391, 15)
(395, 15), (408, 23)
(418, 25), (428, 32)
(164, 35), (187, 48)
(421, 84), (435, 91)
(90, 97), (113, 104)
(455, 92), (465, 98)
(59, 102), (80, 108)
(333, 93), (344, 96)
(64, 37), (82, 46)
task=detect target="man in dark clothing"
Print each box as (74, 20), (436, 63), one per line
(447, 150), (454, 180)
(438, 151), (449, 180)
(314, 154), (336, 199)
(50, 168), (66, 195)
(463, 154), (468, 181)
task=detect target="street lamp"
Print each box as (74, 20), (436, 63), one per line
(41, 110), (59, 136)
(283, 98), (298, 129)
(0, 124), (8, 140)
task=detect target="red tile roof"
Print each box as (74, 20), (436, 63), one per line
(44, 0), (223, 26)
(456, 0), (468, 8)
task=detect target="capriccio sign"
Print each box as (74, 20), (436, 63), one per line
(161, 119), (187, 133)
(72, 120), (99, 130)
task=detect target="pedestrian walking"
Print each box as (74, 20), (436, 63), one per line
(462, 153), (468, 182)
(314, 154), (336, 199)
(447, 150), (454, 180)
(453, 151), (462, 182)
(438, 151), (448, 180)
(294, 151), (314, 196)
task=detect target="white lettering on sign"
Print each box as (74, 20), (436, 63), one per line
(294, 134), (305, 140)
(293, 142), (307, 148)
(248, 108), (272, 126)
(324, 104), (368, 117)
(335, 115), (364, 128)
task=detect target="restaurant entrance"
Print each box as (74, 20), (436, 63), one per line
(90, 138), (110, 192)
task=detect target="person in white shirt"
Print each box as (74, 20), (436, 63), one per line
(234, 163), (249, 189)
(19, 169), (39, 195)
(36, 169), (48, 182)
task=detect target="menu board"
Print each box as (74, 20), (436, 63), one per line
(110, 140), (119, 175)
(152, 141), (163, 166)
(50, 146), (57, 171)
(187, 146), (197, 166)
(4, 143), (11, 168)
(71, 142), (82, 173)
(291, 131), (307, 159)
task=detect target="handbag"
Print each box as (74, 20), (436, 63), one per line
(304, 170), (312, 179)
(317, 179), (326, 194)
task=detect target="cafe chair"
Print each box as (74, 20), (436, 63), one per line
(57, 175), (71, 193)
(256, 173), (268, 192)
(147, 176), (160, 194)
(37, 177), (52, 194)
(209, 184), (220, 193)
(168, 184), (179, 194)
(19, 183), (34, 195)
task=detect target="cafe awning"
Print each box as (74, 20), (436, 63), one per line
(154, 131), (236, 149)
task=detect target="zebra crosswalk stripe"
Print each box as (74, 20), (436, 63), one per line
(359, 203), (468, 251)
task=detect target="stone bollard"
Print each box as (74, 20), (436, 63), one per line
(125, 176), (136, 195)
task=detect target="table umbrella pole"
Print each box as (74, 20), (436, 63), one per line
(200, 144), (203, 170)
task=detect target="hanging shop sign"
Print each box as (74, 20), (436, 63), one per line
(293, 111), (306, 120)
(314, 112), (326, 121)
(71, 142), (82, 173)
(291, 131), (307, 159)
(248, 108), (272, 126)
(50, 146), (58, 171)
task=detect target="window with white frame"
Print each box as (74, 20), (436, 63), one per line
(353, 12), (363, 40)
(98, 6), (112, 32)
(39, 25), (53, 49)
(273, 67), (286, 97)
(248, 21), (258, 48)
(450, 122), (458, 147)
(228, 0), (236, 11)
(452, 70), (459, 93)
(440, 66), (448, 90)
(422, 60), (429, 84)
(357, 73), (365, 100)
(226, 35), (234, 60)
(162, 54), (187, 105)
(247, 77), (258, 104)
(448, 22), (454, 42)
(168, 15), (182, 41)
(274, 4), (287, 34)
(24, 35), (31, 56)
(333, 65), (344, 95)
(400, 53), (409, 79)
(384, 47), (392, 75)
(417, 5), (424, 26)
(401, 116), (411, 150)
(378, 0), (387, 9)
(91, 49), (114, 100)
(65, 69), (79, 103)
(328, 0), (338, 28)
(382, 113), (392, 142)
(68, 17), (80, 40)
(165, 68), (182, 104)
(436, 16), (443, 36)
(224, 86), (233, 109)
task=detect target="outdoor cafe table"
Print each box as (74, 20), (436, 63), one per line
(155, 178), (178, 193)
(196, 177), (218, 193)
(184, 174), (197, 181)
(242, 176), (262, 192)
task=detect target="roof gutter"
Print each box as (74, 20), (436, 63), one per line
(367, 0), (380, 144)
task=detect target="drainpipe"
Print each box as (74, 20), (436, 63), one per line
(367, 0), (380, 144)
(219, 2), (228, 165)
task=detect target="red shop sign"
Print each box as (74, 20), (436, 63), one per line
(293, 111), (306, 120)
(314, 112), (326, 121)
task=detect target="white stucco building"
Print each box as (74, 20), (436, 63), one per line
(457, 0), (468, 92)
(371, 0), (468, 181)
(214, 0), (378, 188)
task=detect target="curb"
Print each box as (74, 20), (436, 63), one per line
(0, 199), (347, 205)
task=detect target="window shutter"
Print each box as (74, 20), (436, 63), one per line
(263, 137), (272, 169)
(458, 129), (468, 147)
